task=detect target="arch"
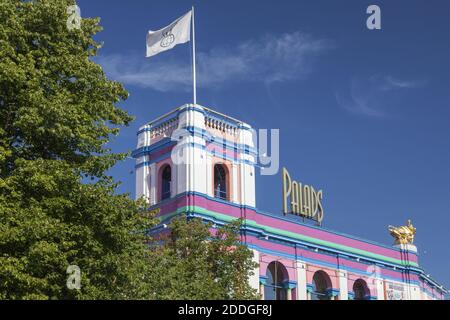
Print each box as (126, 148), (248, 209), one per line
(160, 165), (172, 201)
(264, 261), (289, 300)
(214, 163), (229, 200)
(353, 279), (370, 300)
(312, 270), (333, 300)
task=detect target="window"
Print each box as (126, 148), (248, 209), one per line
(264, 261), (288, 300)
(353, 279), (370, 300)
(214, 164), (228, 200)
(161, 165), (171, 200)
(312, 271), (332, 300)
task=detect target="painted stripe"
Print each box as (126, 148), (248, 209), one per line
(134, 142), (256, 169)
(134, 125), (257, 157)
(150, 192), (418, 260)
(157, 204), (418, 267)
(158, 192), (419, 255)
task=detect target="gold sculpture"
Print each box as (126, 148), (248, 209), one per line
(388, 219), (416, 245)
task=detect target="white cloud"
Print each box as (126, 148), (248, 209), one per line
(335, 74), (426, 117)
(384, 75), (425, 89)
(96, 31), (331, 92)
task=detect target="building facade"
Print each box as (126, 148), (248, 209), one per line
(132, 104), (446, 300)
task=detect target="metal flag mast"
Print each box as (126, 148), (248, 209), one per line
(191, 6), (197, 105)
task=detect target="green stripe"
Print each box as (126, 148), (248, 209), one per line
(157, 205), (418, 268)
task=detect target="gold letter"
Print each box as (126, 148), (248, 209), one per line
(291, 181), (299, 214)
(298, 182), (303, 216)
(310, 186), (318, 219)
(316, 190), (324, 223)
(303, 184), (311, 217)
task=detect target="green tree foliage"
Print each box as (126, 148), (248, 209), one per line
(148, 217), (260, 300)
(0, 0), (259, 300)
(0, 0), (153, 299)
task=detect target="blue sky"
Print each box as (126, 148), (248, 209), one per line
(78, 0), (450, 294)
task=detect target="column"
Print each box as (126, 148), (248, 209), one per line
(376, 278), (385, 300)
(149, 163), (157, 205)
(231, 163), (239, 203)
(306, 284), (313, 300)
(248, 250), (260, 294)
(338, 270), (348, 300)
(295, 261), (307, 300)
(205, 154), (213, 197)
(259, 276), (267, 300)
(260, 283), (265, 300)
(287, 288), (292, 300)
(283, 280), (297, 300)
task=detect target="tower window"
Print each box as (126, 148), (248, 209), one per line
(214, 164), (228, 200)
(161, 165), (171, 200)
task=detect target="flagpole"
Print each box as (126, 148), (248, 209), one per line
(191, 6), (197, 106)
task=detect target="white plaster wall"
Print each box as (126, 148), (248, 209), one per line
(376, 278), (385, 300)
(338, 270), (348, 300)
(149, 163), (156, 205)
(206, 154), (213, 197)
(135, 164), (144, 201)
(135, 155), (150, 201)
(191, 147), (207, 194)
(175, 105), (207, 196)
(409, 284), (422, 300)
(232, 163), (239, 203)
(191, 107), (205, 129)
(136, 124), (151, 149)
(238, 125), (256, 207)
(296, 261), (307, 300)
(249, 249), (260, 294)
(136, 104), (259, 206)
(239, 163), (256, 207)
(239, 123), (255, 147)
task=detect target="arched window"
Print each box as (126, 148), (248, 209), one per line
(353, 279), (370, 300)
(312, 271), (332, 300)
(161, 165), (171, 200)
(214, 164), (228, 200)
(264, 261), (288, 300)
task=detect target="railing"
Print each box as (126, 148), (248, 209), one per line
(205, 117), (238, 135)
(150, 118), (179, 139)
(214, 188), (227, 200)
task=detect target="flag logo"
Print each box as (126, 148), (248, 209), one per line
(146, 10), (192, 58)
(160, 29), (175, 47)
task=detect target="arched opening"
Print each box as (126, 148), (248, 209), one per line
(264, 261), (288, 300)
(312, 270), (332, 300)
(353, 279), (370, 300)
(214, 164), (228, 200)
(161, 165), (172, 201)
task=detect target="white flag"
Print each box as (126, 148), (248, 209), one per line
(146, 10), (192, 58)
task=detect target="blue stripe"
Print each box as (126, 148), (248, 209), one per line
(149, 192), (444, 296)
(147, 190), (420, 255)
(134, 142), (257, 169)
(134, 125), (258, 156)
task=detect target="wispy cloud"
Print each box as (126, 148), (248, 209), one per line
(384, 75), (425, 89)
(335, 74), (426, 117)
(96, 31), (331, 92)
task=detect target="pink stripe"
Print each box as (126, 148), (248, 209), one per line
(206, 143), (239, 159)
(245, 235), (417, 282)
(156, 194), (418, 263)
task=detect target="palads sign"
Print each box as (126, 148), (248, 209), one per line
(282, 167), (324, 223)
